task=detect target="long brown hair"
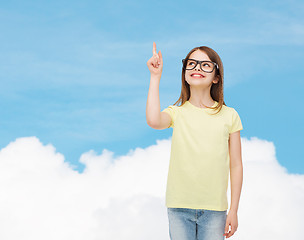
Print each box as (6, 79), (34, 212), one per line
(172, 46), (226, 114)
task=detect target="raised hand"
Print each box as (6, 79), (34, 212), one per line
(147, 42), (163, 77)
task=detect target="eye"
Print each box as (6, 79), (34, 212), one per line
(188, 60), (197, 65)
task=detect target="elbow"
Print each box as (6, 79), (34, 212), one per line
(147, 121), (160, 129)
(146, 118), (160, 129)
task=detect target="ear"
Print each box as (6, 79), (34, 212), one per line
(213, 75), (220, 84)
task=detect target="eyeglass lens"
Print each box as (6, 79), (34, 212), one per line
(185, 59), (215, 72)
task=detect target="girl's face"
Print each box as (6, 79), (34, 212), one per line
(184, 50), (219, 88)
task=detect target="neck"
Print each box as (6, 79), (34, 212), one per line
(188, 86), (214, 107)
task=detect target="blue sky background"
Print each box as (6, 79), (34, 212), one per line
(0, 0), (303, 173)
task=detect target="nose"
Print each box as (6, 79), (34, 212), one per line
(194, 64), (201, 71)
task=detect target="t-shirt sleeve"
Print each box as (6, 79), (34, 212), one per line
(161, 105), (176, 128)
(229, 108), (243, 133)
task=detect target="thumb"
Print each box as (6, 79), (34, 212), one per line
(158, 50), (163, 63)
(224, 222), (229, 234)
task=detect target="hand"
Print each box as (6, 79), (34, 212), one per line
(146, 42), (163, 77)
(223, 210), (238, 238)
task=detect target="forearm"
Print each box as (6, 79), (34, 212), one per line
(146, 75), (161, 126)
(229, 165), (243, 212)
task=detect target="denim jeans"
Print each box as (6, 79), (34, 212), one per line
(167, 207), (227, 240)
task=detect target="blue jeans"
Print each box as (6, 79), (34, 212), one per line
(167, 207), (227, 240)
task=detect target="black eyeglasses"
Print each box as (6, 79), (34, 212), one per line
(182, 58), (219, 73)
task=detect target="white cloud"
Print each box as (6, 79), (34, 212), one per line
(0, 136), (302, 240)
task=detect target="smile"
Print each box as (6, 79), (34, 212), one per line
(191, 73), (205, 78)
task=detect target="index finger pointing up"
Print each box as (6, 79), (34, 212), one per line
(153, 42), (157, 55)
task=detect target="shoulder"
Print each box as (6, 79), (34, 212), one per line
(217, 104), (242, 124)
(161, 104), (181, 118)
(222, 104), (243, 131)
(162, 103), (182, 111)
(221, 104), (240, 115)
(217, 104), (235, 115)
(162, 104), (180, 112)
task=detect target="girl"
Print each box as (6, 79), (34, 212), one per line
(146, 42), (243, 240)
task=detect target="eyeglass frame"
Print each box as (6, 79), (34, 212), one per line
(182, 58), (219, 73)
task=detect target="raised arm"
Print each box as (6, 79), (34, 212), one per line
(146, 42), (171, 130)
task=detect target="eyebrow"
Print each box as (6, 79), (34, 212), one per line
(188, 58), (213, 62)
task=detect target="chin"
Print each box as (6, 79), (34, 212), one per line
(187, 79), (206, 85)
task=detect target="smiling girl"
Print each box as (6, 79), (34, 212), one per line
(146, 42), (243, 240)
